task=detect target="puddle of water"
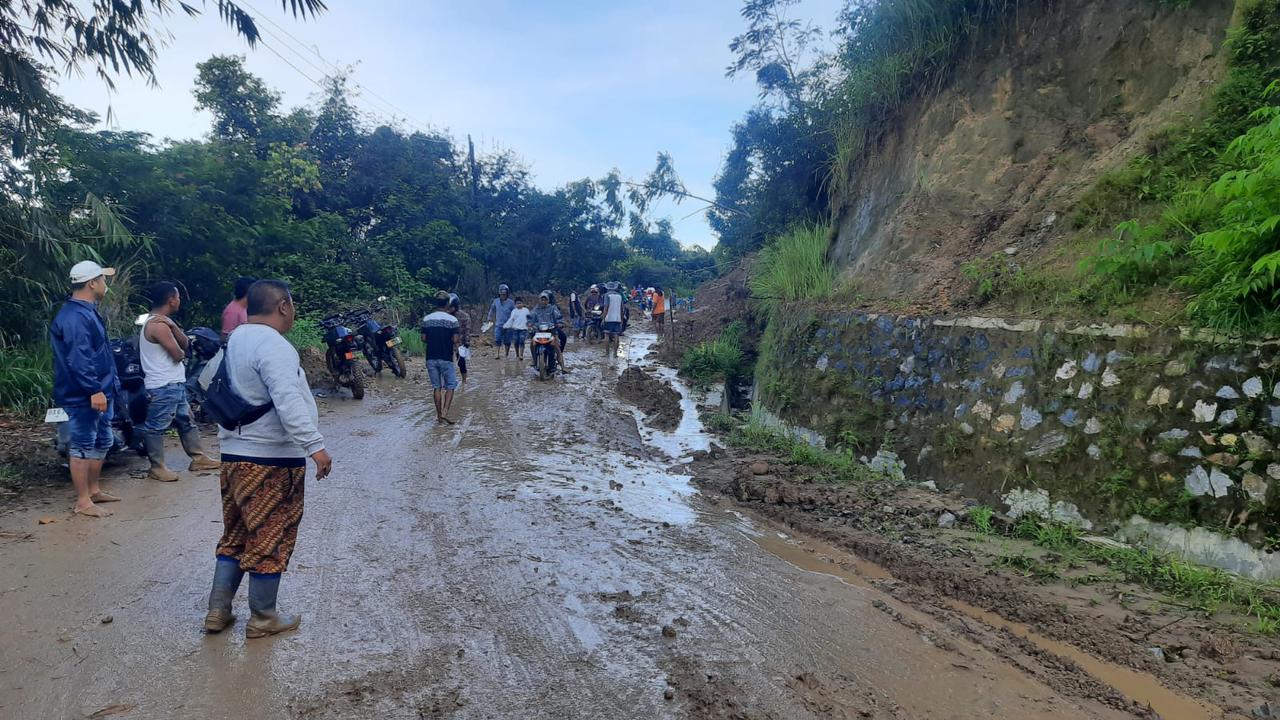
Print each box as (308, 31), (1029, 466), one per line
(620, 333), (712, 459)
(745, 524), (1223, 720)
(523, 446), (700, 526)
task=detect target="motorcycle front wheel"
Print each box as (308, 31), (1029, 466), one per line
(537, 350), (550, 381)
(385, 347), (405, 379)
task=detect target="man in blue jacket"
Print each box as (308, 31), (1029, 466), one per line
(50, 261), (120, 518)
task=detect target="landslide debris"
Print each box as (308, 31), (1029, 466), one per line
(616, 366), (681, 431)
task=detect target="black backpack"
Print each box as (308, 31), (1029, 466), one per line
(202, 350), (274, 431)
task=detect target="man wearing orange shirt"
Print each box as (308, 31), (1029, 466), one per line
(652, 286), (667, 335)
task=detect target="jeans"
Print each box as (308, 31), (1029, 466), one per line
(510, 329), (527, 347)
(143, 382), (196, 437)
(494, 326), (509, 345)
(427, 359), (459, 390)
(67, 399), (114, 460)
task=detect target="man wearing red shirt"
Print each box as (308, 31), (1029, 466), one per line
(221, 276), (255, 343)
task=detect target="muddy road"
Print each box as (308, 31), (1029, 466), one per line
(0, 334), (1208, 719)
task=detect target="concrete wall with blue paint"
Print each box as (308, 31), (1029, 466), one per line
(759, 311), (1280, 555)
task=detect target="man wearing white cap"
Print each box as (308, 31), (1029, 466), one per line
(49, 261), (120, 517)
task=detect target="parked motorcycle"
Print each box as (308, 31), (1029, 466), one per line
(350, 307), (406, 378)
(320, 313), (366, 399)
(185, 326), (221, 423)
(531, 322), (559, 381)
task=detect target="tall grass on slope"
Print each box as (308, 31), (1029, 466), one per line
(750, 224), (836, 320)
(0, 343), (53, 417)
(681, 321), (748, 388)
(827, 0), (1018, 200)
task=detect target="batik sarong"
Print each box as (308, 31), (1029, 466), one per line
(215, 459), (306, 574)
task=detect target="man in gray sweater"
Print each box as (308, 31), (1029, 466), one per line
(203, 280), (333, 638)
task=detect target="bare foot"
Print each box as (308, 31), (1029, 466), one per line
(440, 416), (456, 425)
(73, 503), (113, 518)
(90, 491), (122, 503)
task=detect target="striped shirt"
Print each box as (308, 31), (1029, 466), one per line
(421, 311), (459, 361)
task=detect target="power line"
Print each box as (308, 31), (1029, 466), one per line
(256, 36), (322, 87)
(242, 0), (430, 132)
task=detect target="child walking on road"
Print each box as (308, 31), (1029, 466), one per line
(504, 298), (530, 360)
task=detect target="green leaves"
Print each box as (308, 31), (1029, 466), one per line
(1179, 81), (1280, 330)
(749, 223), (835, 320)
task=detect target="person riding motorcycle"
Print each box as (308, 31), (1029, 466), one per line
(546, 290), (572, 372)
(527, 291), (567, 374)
(583, 286), (606, 340)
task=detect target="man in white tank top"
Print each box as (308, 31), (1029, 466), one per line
(139, 282), (220, 482)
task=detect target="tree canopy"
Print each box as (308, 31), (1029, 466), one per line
(1, 52), (710, 340)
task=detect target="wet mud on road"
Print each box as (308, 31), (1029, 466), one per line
(0, 333), (1214, 719)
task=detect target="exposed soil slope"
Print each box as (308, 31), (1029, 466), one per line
(831, 0), (1235, 312)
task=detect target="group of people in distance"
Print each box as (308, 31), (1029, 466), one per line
(482, 282), (633, 367)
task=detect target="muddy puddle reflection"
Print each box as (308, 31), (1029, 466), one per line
(740, 514), (1224, 720)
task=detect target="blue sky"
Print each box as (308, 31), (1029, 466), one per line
(54, 0), (844, 249)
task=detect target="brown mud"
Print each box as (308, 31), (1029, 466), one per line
(659, 260), (757, 367)
(0, 411), (64, 500)
(616, 365), (682, 431)
(690, 449), (1280, 718)
(0, 328), (1249, 719)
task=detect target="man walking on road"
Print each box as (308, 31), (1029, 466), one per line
(652, 286), (667, 335)
(484, 284), (514, 359)
(602, 281), (626, 362)
(49, 261), (121, 517)
(422, 291), (461, 424)
(139, 282), (221, 482)
(221, 276), (255, 343)
(205, 280), (332, 638)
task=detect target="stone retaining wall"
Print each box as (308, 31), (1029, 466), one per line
(759, 310), (1280, 576)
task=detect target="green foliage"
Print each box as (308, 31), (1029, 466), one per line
(1003, 513), (1280, 630)
(960, 253), (1059, 303)
(283, 314), (325, 351)
(703, 412), (736, 433)
(0, 343), (53, 417)
(1182, 93), (1280, 331)
(0, 1), (325, 185)
(969, 505), (996, 535)
(749, 224), (836, 320)
(396, 331), (425, 358)
(1079, 0), (1280, 328)
(681, 322), (748, 387)
(0, 52), (701, 394)
(728, 418), (893, 487)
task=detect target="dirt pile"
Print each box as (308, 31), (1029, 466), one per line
(299, 346), (338, 390)
(616, 366), (681, 431)
(661, 259), (758, 365)
(0, 411), (62, 500)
